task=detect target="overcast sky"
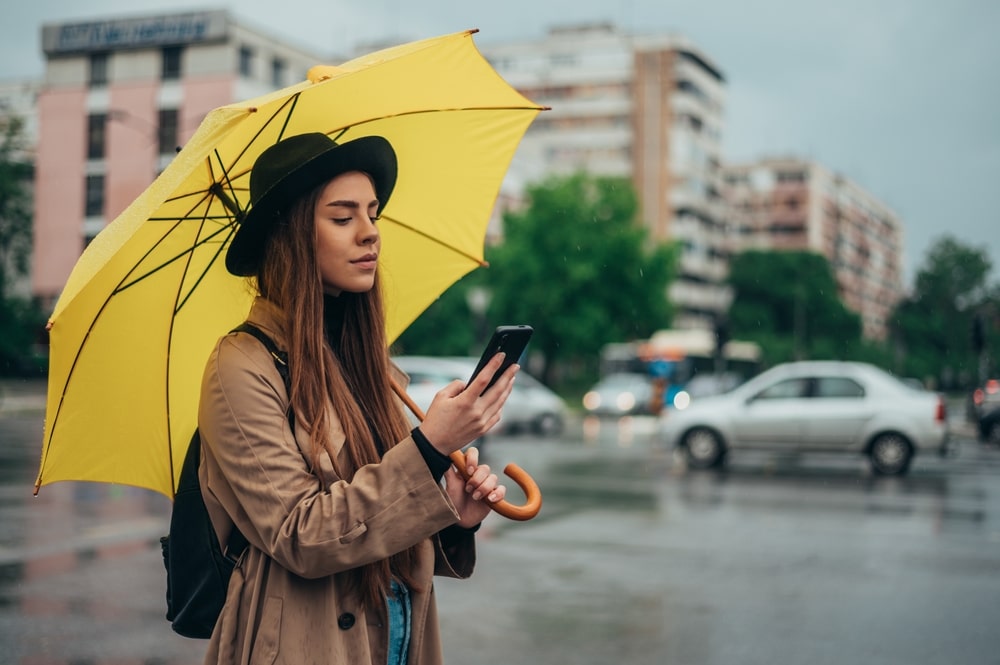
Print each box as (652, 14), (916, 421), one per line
(3, 0), (998, 288)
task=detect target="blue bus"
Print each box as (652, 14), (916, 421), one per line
(599, 329), (762, 413)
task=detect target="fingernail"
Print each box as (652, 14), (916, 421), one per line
(472, 491), (482, 500)
(488, 492), (498, 502)
(467, 466), (475, 476)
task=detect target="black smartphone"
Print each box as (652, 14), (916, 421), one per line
(468, 325), (534, 393)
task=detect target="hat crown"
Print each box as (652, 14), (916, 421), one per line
(249, 133), (337, 207)
(225, 133), (397, 277)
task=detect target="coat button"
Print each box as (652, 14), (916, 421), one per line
(337, 613), (356, 630)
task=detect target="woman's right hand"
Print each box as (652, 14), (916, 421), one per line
(417, 353), (518, 455)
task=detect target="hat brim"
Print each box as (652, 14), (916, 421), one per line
(226, 135), (397, 277)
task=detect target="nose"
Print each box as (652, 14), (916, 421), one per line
(359, 219), (379, 245)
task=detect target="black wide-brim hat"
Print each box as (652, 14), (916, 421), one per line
(225, 133), (398, 276)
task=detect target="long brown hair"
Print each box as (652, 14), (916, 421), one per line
(256, 181), (421, 609)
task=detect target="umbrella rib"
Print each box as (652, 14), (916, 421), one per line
(162, 210), (237, 491)
(173, 223), (237, 315)
(214, 93), (302, 182)
(382, 213), (488, 267)
(115, 95), (310, 299)
(35, 182), (238, 493)
(113, 223), (233, 294)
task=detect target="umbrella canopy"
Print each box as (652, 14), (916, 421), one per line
(35, 30), (544, 499)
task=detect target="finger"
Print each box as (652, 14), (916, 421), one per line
(486, 483), (507, 503)
(470, 473), (500, 501)
(436, 379), (468, 399)
(467, 352), (506, 395)
(481, 364), (519, 403)
(464, 446), (480, 471)
(465, 464), (492, 493)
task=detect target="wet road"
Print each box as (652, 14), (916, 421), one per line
(2, 380), (1000, 664)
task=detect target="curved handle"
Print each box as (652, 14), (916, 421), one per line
(449, 451), (542, 521)
(390, 377), (542, 521)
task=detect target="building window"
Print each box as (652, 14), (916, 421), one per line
(89, 52), (109, 87)
(158, 109), (179, 155)
(87, 113), (107, 160)
(271, 57), (286, 87)
(85, 174), (105, 217)
(550, 53), (577, 67)
(776, 170), (807, 183)
(162, 46), (183, 80)
(239, 46), (254, 77)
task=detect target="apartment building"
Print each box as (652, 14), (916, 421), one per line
(722, 158), (903, 340)
(31, 9), (325, 307)
(483, 23), (730, 330)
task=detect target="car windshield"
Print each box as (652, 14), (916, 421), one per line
(601, 373), (647, 387)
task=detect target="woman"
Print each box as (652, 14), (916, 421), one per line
(197, 132), (516, 664)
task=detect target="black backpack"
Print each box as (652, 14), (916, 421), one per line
(159, 323), (290, 639)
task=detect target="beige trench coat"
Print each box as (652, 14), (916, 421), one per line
(198, 299), (475, 665)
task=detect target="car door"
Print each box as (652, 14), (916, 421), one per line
(732, 377), (809, 446)
(799, 375), (872, 449)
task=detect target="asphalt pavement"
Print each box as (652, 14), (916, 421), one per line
(3, 378), (999, 665)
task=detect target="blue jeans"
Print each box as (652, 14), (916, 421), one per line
(386, 580), (411, 665)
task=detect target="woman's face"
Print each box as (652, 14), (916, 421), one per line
(314, 170), (381, 296)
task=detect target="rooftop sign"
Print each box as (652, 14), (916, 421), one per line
(42, 10), (229, 54)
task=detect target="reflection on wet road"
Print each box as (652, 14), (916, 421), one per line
(2, 395), (999, 664)
(440, 415), (1000, 665)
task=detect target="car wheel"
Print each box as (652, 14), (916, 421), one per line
(533, 413), (564, 437)
(683, 427), (725, 468)
(869, 433), (913, 476)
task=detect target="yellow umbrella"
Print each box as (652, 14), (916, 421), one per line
(34, 30), (545, 503)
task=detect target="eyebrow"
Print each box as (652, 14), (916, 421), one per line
(324, 199), (380, 209)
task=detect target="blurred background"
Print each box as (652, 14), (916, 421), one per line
(2, 0), (998, 396)
(1, 1), (999, 663)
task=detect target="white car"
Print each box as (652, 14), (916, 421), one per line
(392, 356), (567, 436)
(660, 360), (950, 475)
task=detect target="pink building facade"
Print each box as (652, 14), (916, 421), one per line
(32, 10), (324, 307)
(722, 158), (904, 340)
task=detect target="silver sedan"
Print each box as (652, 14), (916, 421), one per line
(660, 360), (951, 475)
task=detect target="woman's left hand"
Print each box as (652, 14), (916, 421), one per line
(444, 446), (506, 528)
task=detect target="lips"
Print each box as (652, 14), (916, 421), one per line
(352, 254), (378, 270)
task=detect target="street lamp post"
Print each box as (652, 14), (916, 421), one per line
(465, 286), (492, 353)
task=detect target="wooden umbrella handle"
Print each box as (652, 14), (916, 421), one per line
(390, 377), (542, 521)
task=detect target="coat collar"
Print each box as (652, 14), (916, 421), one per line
(241, 295), (412, 391)
(244, 297), (289, 349)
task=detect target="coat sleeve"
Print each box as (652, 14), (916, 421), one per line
(433, 525), (477, 579)
(199, 335), (462, 579)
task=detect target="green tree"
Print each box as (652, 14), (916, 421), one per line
(728, 250), (863, 366)
(397, 174), (677, 389)
(0, 115), (32, 293)
(0, 112), (45, 376)
(891, 235), (996, 389)
(392, 276), (480, 356)
(485, 172), (676, 386)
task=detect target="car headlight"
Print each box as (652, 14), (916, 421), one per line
(616, 392), (636, 411)
(673, 391), (691, 410)
(583, 391), (601, 411)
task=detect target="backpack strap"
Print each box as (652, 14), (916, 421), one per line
(231, 322), (289, 387)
